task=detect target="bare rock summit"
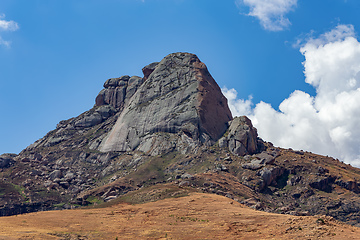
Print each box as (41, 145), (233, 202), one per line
(98, 52), (233, 155)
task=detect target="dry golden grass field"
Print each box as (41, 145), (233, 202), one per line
(0, 192), (360, 240)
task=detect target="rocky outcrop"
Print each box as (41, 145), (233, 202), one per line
(259, 166), (285, 189)
(25, 104), (118, 150)
(219, 116), (264, 156)
(99, 52), (232, 155)
(142, 62), (159, 80)
(0, 154), (15, 168)
(309, 176), (337, 193)
(242, 151), (279, 170)
(95, 75), (144, 110)
(335, 180), (360, 193)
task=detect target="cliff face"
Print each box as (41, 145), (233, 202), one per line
(97, 53), (232, 155)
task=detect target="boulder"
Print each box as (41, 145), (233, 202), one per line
(142, 62), (159, 80)
(49, 170), (62, 181)
(309, 176), (337, 193)
(252, 151), (279, 165)
(104, 78), (120, 88)
(228, 116), (257, 155)
(72, 105), (116, 129)
(95, 105), (116, 119)
(0, 154), (14, 168)
(104, 195), (117, 202)
(241, 151), (277, 170)
(74, 112), (103, 128)
(45, 136), (70, 147)
(218, 137), (227, 148)
(335, 180), (359, 193)
(224, 116), (263, 156)
(103, 75), (130, 88)
(242, 159), (264, 170)
(64, 172), (75, 182)
(259, 167), (284, 187)
(181, 173), (194, 179)
(126, 76), (144, 97)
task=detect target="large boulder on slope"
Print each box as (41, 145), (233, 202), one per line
(219, 116), (264, 156)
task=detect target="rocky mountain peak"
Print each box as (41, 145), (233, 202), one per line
(3, 53), (360, 228)
(98, 52), (233, 155)
(24, 52), (260, 157)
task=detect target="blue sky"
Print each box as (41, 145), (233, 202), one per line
(1, 0), (360, 166)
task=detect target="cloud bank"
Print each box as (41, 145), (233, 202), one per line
(223, 24), (360, 167)
(236, 0), (297, 31)
(0, 14), (19, 47)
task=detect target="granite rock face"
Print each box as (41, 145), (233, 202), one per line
(99, 52), (232, 155)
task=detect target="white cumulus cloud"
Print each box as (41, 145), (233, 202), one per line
(0, 14), (19, 47)
(222, 87), (253, 116)
(224, 24), (360, 167)
(236, 0), (297, 31)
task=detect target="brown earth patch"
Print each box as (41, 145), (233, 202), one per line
(0, 192), (359, 240)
